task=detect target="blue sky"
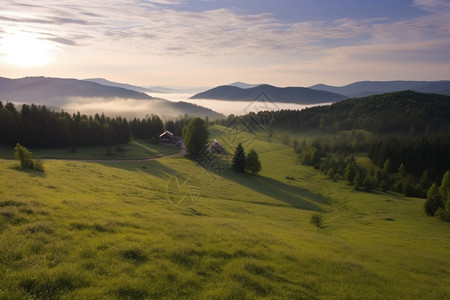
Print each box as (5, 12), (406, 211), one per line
(173, 0), (427, 23)
(0, 0), (449, 87)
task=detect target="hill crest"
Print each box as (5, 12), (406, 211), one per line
(190, 84), (348, 104)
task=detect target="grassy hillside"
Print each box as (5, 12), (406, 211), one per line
(1, 127), (450, 299)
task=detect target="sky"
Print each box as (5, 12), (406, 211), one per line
(1, 0), (450, 88)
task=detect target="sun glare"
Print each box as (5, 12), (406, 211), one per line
(1, 32), (54, 67)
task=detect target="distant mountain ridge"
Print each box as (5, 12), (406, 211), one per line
(0, 76), (152, 104)
(84, 78), (154, 93)
(229, 82), (261, 89)
(310, 80), (450, 98)
(190, 84), (348, 104)
(0, 76), (224, 119)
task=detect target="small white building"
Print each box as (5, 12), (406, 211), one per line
(207, 139), (223, 153)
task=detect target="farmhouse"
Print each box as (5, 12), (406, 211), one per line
(207, 139), (223, 153)
(159, 130), (174, 143)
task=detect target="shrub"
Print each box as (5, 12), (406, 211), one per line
(310, 213), (323, 228)
(14, 143), (34, 169)
(436, 208), (450, 222)
(33, 158), (44, 172)
(14, 143), (44, 172)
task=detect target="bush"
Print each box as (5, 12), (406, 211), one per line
(14, 143), (34, 169)
(14, 143), (44, 172)
(310, 213), (323, 228)
(436, 208), (450, 222)
(33, 158), (44, 172)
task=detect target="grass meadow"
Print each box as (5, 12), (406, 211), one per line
(1, 125), (449, 299)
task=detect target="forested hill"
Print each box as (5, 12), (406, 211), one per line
(264, 91), (450, 134)
(190, 84), (348, 104)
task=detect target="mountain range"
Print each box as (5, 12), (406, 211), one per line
(190, 80), (450, 103)
(84, 78), (207, 94)
(0, 76), (223, 119)
(190, 84), (348, 104)
(310, 80), (450, 98)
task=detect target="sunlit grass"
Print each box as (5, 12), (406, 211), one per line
(1, 129), (450, 298)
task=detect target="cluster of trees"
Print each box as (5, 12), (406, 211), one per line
(425, 171), (450, 222)
(232, 143), (261, 174)
(368, 133), (450, 180)
(295, 132), (449, 199)
(0, 102), (131, 148)
(181, 118), (261, 174)
(0, 102), (195, 149)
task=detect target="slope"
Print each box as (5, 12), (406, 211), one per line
(1, 129), (449, 299)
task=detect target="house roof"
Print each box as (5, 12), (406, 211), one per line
(211, 139), (222, 146)
(159, 130), (174, 138)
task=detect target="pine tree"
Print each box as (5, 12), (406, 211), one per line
(424, 183), (444, 216)
(245, 149), (261, 174)
(439, 170), (450, 206)
(398, 163), (406, 178)
(383, 159), (393, 174)
(344, 159), (356, 184)
(232, 143), (246, 172)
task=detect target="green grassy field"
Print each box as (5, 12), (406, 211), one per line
(1, 126), (449, 299)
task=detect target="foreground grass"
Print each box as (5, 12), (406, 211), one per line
(1, 130), (449, 299)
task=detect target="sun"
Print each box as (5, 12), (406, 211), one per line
(1, 32), (54, 67)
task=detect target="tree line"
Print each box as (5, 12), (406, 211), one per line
(0, 102), (192, 148)
(294, 131), (450, 199)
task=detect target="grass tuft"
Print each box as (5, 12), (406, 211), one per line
(120, 247), (148, 264)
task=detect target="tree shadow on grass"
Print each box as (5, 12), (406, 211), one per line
(11, 165), (47, 178)
(100, 159), (177, 179)
(221, 171), (329, 212)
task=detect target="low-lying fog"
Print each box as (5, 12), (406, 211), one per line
(56, 92), (331, 120)
(150, 92), (332, 116)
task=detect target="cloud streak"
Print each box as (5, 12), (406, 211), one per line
(0, 0), (449, 85)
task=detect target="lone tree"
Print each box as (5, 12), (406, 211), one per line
(245, 149), (261, 174)
(14, 143), (34, 169)
(182, 117), (209, 156)
(232, 143), (246, 172)
(14, 143), (44, 172)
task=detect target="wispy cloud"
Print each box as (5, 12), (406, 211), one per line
(0, 0), (449, 85)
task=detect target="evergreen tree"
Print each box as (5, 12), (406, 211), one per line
(439, 170), (450, 205)
(245, 149), (261, 174)
(399, 163), (406, 178)
(182, 117), (209, 156)
(383, 159), (393, 173)
(424, 183), (444, 216)
(232, 143), (246, 172)
(344, 159), (356, 184)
